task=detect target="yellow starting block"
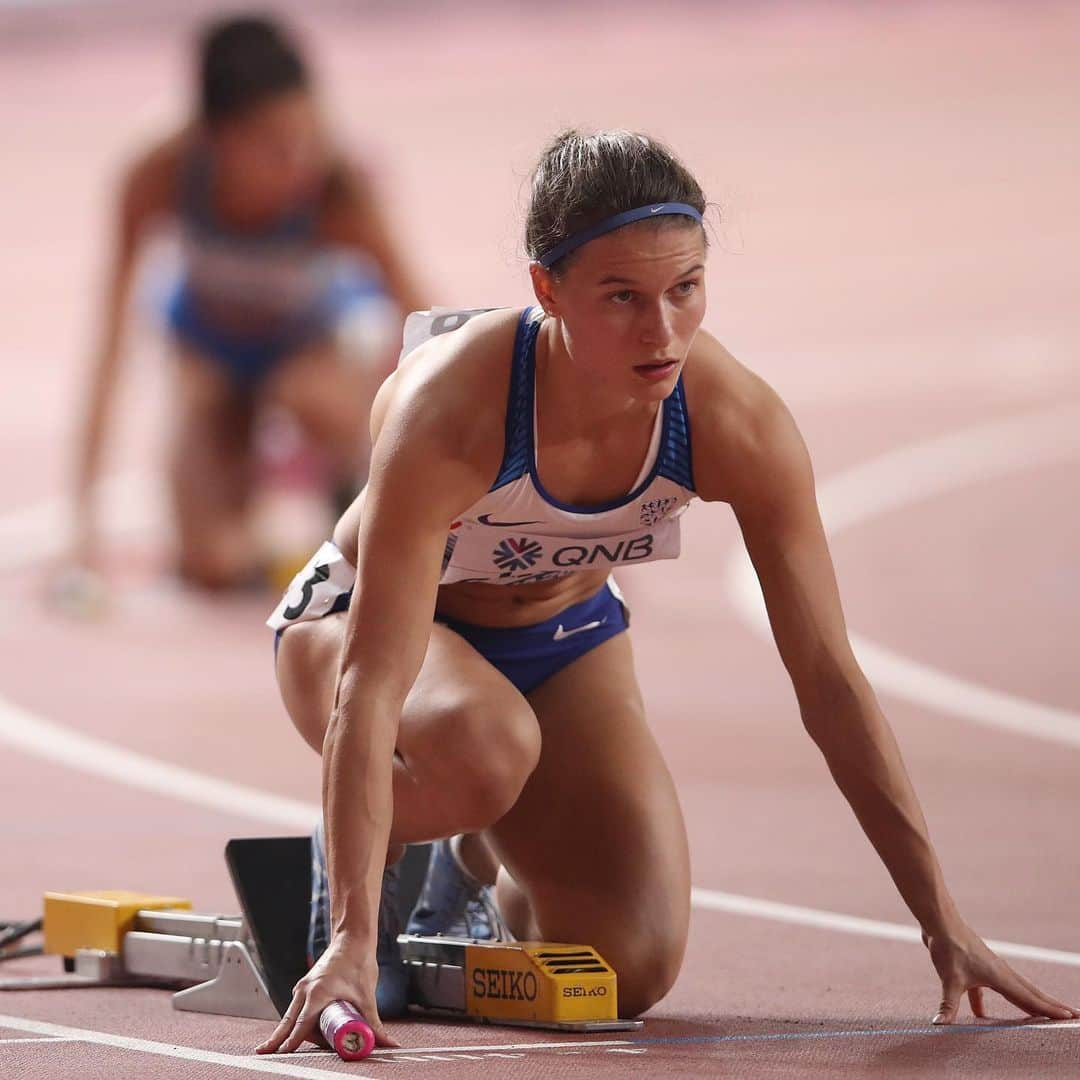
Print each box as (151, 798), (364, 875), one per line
(0, 839), (642, 1034)
(401, 934), (641, 1032)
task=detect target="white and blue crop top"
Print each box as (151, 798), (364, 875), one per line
(415, 306), (698, 587)
(176, 144), (342, 331)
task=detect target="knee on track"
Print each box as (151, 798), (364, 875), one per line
(607, 931), (686, 1018)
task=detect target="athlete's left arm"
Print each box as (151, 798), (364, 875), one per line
(321, 160), (428, 318)
(692, 348), (1078, 1025)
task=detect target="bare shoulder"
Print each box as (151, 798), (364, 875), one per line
(682, 329), (811, 507)
(121, 129), (191, 211)
(370, 308), (524, 480)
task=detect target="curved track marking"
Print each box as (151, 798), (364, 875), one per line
(726, 403), (1080, 747)
(689, 888), (1080, 968)
(0, 694), (316, 828)
(1, 692), (1078, 969)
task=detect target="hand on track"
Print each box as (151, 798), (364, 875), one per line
(923, 923), (1080, 1025)
(255, 936), (400, 1054)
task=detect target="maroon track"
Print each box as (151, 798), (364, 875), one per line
(2, 3), (1079, 1077)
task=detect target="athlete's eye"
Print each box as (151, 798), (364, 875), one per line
(609, 290), (634, 304)
(673, 280), (698, 296)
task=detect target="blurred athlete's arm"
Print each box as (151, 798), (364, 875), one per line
(322, 162), (427, 319)
(72, 136), (178, 565)
(690, 333), (1079, 1026)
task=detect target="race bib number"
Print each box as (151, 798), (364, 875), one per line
(400, 307), (497, 361)
(266, 541), (356, 630)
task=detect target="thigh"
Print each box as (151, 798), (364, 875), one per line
(170, 346), (254, 498)
(264, 343), (381, 452)
(276, 611), (541, 839)
(487, 631), (691, 1012)
(168, 347), (259, 583)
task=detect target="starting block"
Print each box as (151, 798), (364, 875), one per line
(401, 934), (640, 1032)
(0, 838), (642, 1033)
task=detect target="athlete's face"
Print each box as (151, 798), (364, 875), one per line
(211, 90), (327, 210)
(531, 222), (707, 400)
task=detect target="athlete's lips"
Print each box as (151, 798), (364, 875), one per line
(633, 359), (679, 381)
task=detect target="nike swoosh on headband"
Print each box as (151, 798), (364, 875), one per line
(537, 203), (703, 269)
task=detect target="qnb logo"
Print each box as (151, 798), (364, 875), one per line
(552, 534), (654, 568)
(472, 968), (539, 1002)
(493, 537), (544, 574)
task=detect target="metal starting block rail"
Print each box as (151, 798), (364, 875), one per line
(0, 898), (278, 1021)
(0, 838), (643, 1034)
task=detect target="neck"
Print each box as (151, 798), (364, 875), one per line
(535, 317), (659, 442)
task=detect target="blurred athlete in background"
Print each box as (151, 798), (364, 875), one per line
(72, 13), (425, 589)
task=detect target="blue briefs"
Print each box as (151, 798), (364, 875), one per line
(165, 269), (384, 387)
(275, 581), (629, 696)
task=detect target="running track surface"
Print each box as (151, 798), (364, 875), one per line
(2, 3), (1078, 1077)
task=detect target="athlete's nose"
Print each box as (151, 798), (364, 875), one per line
(639, 299), (675, 348)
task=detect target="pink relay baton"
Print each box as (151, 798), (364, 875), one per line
(319, 1001), (376, 1061)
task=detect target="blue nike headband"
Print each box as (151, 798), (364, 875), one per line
(536, 203), (704, 269)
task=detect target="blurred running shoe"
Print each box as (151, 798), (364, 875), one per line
(406, 837), (510, 942)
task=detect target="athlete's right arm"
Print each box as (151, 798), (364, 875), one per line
(71, 139), (176, 564)
(259, 325), (505, 1054)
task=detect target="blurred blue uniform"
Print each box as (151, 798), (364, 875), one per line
(165, 144), (384, 385)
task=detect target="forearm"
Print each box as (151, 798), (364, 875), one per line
(75, 351), (118, 504)
(75, 279), (130, 512)
(801, 674), (962, 937)
(322, 674), (401, 943)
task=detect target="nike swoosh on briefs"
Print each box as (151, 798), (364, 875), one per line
(553, 618), (607, 641)
(477, 514), (544, 527)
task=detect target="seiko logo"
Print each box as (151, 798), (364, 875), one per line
(472, 968), (539, 1002)
(561, 985), (609, 998)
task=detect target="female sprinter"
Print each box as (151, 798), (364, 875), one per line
(73, 15), (424, 588)
(259, 130), (1078, 1052)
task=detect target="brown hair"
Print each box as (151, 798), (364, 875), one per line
(198, 14), (309, 126)
(525, 130), (708, 273)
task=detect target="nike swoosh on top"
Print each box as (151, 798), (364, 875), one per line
(552, 618), (607, 641)
(477, 514), (544, 527)
(650, 204), (666, 213)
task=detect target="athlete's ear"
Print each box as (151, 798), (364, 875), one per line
(528, 262), (560, 317)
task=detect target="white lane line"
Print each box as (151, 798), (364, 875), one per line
(282, 1021), (1080, 1058)
(2, 692), (1079, 970)
(690, 888), (1080, 968)
(0, 1013), (374, 1079)
(0, 1036), (83, 1045)
(726, 402), (1080, 747)
(370, 1038), (631, 1055)
(0, 695), (317, 829)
